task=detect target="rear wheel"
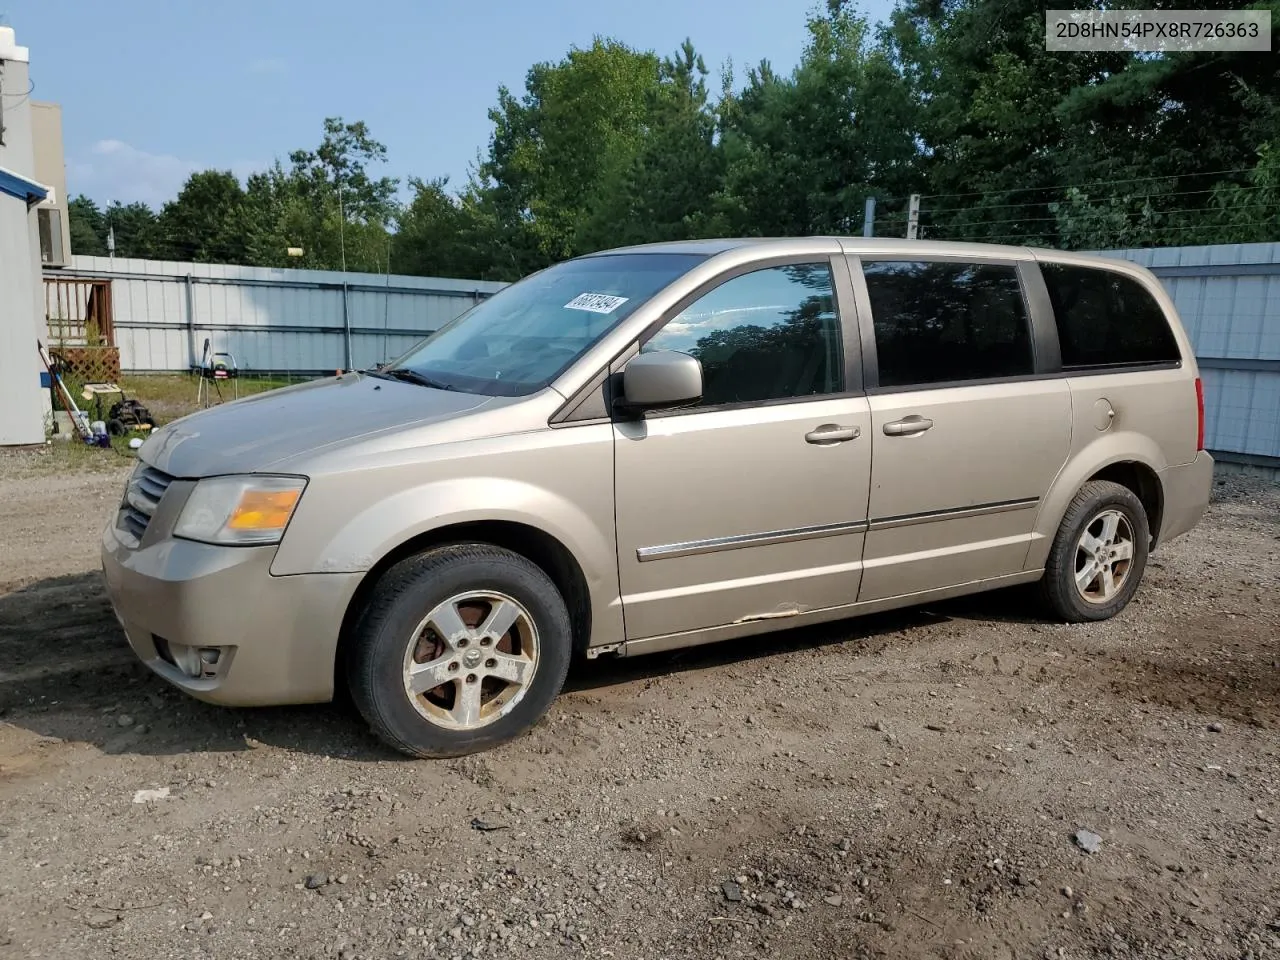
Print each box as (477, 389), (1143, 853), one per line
(347, 544), (572, 758)
(1041, 480), (1150, 623)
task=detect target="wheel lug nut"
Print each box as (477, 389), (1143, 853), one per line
(458, 638), (468, 647)
(448, 662), (459, 672)
(466, 673), (477, 684)
(480, 637), (491, 646)
(485, 658), (496, 669)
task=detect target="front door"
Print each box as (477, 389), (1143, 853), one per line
(613, 258), (872, 641)
(850, 256), (1072, 601)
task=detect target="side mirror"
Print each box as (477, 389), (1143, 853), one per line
(618, 350), (703, 412)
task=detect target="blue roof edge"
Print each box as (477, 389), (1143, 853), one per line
(0, 165), (50, 204)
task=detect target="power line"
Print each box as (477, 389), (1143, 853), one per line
(918, 166), (1260, 203)
(922, 183), (1272, 217)
(926, 219), (1280, 245)
(920, 199), (1280, 230)
(0, 78), (35, 98)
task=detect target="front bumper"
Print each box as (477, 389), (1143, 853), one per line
(1157, 449), (1214, 547)
(101, 523), (362, 706)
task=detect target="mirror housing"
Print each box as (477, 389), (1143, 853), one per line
(618, 350), (703, 412)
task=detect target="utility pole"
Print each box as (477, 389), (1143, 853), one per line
(336, 181), (347, 273)
(863, 196), (876, 238)
(107, 225), (116, 261)
(383, 232), (393, 365)
(906, 194), (921, 240)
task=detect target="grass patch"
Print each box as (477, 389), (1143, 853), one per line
(26, 372), (314, 477)
(0, 437), (137, 479)
(54, 372), (316, 424)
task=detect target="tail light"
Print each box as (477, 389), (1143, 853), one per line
(1194, 377), (1205, 451)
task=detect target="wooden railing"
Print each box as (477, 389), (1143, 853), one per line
(45, 276), (114, 346)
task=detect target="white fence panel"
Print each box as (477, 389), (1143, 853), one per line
(50, 256), (504, 375)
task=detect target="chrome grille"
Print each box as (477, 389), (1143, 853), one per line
(118, 465), (175, 543)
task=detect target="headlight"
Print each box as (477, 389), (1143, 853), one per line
(173, 475), (307, 546)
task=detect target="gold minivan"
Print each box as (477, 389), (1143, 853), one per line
(102, 238), (1213, 757)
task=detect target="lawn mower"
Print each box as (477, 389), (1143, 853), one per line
(81, 383), (158, 436)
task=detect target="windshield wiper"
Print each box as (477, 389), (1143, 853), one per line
(369, 367), (454, 390)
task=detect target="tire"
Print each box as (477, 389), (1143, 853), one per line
(107, 418), (126, 437)
(1041, 480), (1150, 623)
(347, 544), (572, 758)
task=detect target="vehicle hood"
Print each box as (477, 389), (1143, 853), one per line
(139, 374), (502, 477)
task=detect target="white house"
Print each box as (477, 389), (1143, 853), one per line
(0, 25), (52, 445)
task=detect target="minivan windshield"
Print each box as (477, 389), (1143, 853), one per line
(381, 253), (706, 396)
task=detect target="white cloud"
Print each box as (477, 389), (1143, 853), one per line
(67, 139), (265, 209)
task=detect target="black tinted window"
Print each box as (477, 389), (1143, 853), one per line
(643, 263), (843, 406)
(1041, 264), (1180, 368)
(863, 260), (1033, 388)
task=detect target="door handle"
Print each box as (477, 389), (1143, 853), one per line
(883, 416), (934, 437)
(805, 423), (860, 445)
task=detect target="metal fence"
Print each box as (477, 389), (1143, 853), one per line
(46, 256), (506, 376)
(1100, 242), (1280, 470)
(44, 243), (1280, 469)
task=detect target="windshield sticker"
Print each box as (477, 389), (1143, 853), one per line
(564, 292), (630, 314)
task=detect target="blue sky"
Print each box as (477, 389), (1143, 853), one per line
(3, 0), (895, 209)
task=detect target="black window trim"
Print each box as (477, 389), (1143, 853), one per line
(551, 253), (864, 425)
(849, 254), (1059, 395)
(1018, 260), (1062, 373)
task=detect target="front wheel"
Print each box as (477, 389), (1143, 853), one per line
(1041, 480), (1150, 623)
(347, 544), (572, 758)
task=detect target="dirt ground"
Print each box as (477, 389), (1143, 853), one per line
(1, 447), (1277, 960)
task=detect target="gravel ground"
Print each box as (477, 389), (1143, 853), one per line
(1, 449), (1278, 960)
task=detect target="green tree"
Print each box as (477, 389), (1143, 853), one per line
(236, 162), (327, 269)
(476, 38), (667, 271)
(67, 194), (107, 256)
(155, 170), (247, 263)
(289, 117), (399, 225)
(1050, 187), (1168, 251)
(576, 40), (729, 251)
(228, 119), (399, 271)
(889, 0), (1280, 247)
(392, 176), (495, 278)
(885, 0), (1119, 244)
(60, 6), (1278, 272)
(1048, 14), (1280, 247)
(102, 201), (160, 258)
(1204, 140), (1280, 244)
(283, 117), (399, 271)
(718, 2), (920, 237)
(69, 195), (159, 258)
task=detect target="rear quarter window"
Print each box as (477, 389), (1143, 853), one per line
(1040, 263), (1181, 369)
